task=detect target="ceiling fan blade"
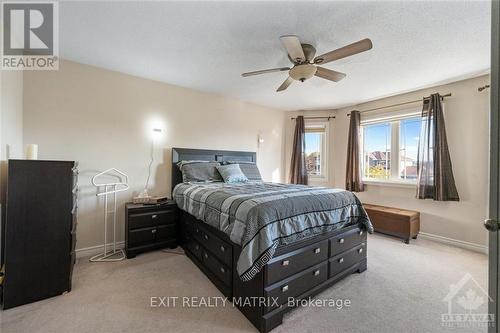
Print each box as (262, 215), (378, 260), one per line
(314, 38), (373, 65)
(280, 35), (306, 63)
(277, 76), (293, 92)
(242, 67), (290, 77)
(315, 67), (346, 82)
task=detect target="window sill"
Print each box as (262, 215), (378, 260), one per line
(363, 179), (416, 189)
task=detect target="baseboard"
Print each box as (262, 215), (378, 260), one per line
(418, 232), (488, 254)
(75, 241), (125, 259)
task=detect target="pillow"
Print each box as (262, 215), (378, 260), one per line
(176, 160), (210, 169)
(225, 161), (262, 182)
(179, 162), (222, 183)
(216, 164), (248, 183)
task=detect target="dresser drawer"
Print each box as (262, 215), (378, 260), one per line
(264, 261), (328, 312)
(329, 244), (366, 278)
(129, 210), (177, 230)
(330, 227), (366, 257)
(201, 249), (231, 286)
(265, 239), (328, 285)
(196, 226), (232, 266)
(129, 227), (156, 247)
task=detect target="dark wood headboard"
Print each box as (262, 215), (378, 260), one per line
(171, 148), (256, 191)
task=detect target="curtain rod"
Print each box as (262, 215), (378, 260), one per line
(478, 85), (490, 92)
(347, 93), (452, 116)
(291, 116), (335, 120)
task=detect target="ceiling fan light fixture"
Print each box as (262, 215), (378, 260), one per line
(289, 64), (317, 82)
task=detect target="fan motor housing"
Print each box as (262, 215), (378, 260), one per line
(290, 64), (317, 82)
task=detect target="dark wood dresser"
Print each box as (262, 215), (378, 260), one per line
(125, 201), (178, 258)
(1, 159), (78, 309)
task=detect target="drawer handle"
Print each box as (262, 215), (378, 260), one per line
(339, 238), (345, 244)
(358, 248), (364, 254)
(204, 234), (209, 240)
(220, 267), (225, 273)
(313, 270), (320, 276)
(282, 285), (289, 292)
(195, 228), (199, 233)
(314, 248), (321, 254)
(220, 245), (225, 252)
(339, 258), (344, 263)
(282, 260), (290, 266)
(151, 229), (157, 234)
(359, 230), (364, 236)
(204, 253), (209, 259)
(152, 214), (157, 219)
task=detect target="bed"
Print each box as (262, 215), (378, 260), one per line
(172, 148), (372, 333)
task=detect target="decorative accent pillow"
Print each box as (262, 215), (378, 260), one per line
(179, 162), (222, 183)
(225, 161), (262, 182)
(216, 164), (248, 183)
(176, 160), (210, 169)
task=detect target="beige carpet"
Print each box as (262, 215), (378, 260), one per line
(0, 234), (488, 333)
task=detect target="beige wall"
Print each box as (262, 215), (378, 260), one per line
(1, 71), (24, 161)
(23, 60), (286, 250)
(286, 75), (490, 248)
(0, 70), (24, 259)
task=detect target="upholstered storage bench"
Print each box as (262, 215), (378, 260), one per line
(363, 204), (420, 244)
(180, 211), (367, 333)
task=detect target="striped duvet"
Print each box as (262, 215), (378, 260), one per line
(173, 182), (373, 281)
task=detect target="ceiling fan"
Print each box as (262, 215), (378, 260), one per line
(241, 35), (373, 92)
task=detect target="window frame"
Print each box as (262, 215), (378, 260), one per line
(304, 120), (329, 181)
(360, 109), (421, 186)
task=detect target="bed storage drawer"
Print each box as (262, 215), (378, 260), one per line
(196, 226), (232, 266)
(201, 249), (232, 286)
(330, 227), (366, 257)
(265, 239), (328, 286)
(264, 261), (328, 312)
(329, 244), (366, 278)
(186, 238), (203, 261)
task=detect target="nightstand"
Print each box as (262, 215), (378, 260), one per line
(125, 200), (178, 258)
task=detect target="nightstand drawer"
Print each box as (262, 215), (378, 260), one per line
(156, 225), (176, 242)
(129, 227), (156, 247)
(129, 210), (177, 229)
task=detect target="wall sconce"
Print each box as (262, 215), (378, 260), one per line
(258, 134), (265, 145)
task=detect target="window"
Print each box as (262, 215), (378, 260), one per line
(361, 113), (421, 183)
(362, 122), (391, 180)
(304, 122), (328, 178)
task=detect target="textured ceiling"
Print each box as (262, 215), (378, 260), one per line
(59, 1), (491, 110)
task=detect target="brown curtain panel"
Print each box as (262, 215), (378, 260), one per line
(345, 110), (364, 192)
(289, 116), (308, 185)
(416, 93), (459, 201)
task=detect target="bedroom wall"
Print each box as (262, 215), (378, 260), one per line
(23, 60), (286, 252)
(286, 75), (490, 250)
(0, 70), (24, 259)
(0, 71), (24, 161)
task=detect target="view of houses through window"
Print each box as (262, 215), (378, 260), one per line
(362, 116), (421, 182)
(304, 124), (327, 177)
